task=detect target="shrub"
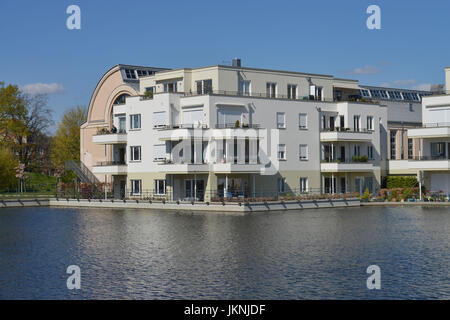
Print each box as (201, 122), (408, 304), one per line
(386, 176), (418, 189)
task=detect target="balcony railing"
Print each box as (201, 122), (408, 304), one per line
(156, 123), (209, 130)
(94, 161), (127, 166)
(95, 129), (127, 135)
(410, 155), (450, 161)
(422, 122), (450, 128)
(215, 123), (261, 129)
(320, 127), (373, 133)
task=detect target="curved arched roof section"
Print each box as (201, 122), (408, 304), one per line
(84, 65), (138, 126)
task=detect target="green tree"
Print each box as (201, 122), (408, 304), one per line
(0, 147), (17, 190)
(0, 82), (28, 150)
(50, 106), (87, 181)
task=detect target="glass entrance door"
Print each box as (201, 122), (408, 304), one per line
(184, 179), (205, 201)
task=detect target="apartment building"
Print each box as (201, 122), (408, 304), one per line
(407, 67), (450, 196)
(80, 61), (430, 200)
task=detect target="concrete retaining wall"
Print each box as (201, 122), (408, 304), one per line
(0, 198), (361, 213)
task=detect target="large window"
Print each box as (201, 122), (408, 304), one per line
(278, 144), (286, 160)
(163, 82), (177, 93)
(431, 142), (446, 159)
(196, 79), (212, 94)
(408, 139), (413, 159)
(390, 131), (396, 159)
(300, 178), (308, 193)
(299, 144), (308, 160)
(277, 112), (286, 128)
(124, 69), (136, 79)
(153, 144), (166, 161)
(367, 116), (374, 131)
(130, 146), (141, 161)
(238, 80), (251, 96)
(353, 115), (360, 131)
(368, 146), (374, 160)
(153, 111), (166, 128)
(266, 82), (276, 98)
(130, 114), (141, 130)
(130, 180), (141, 195)
(287, 84), (297, 99)
(278, 178), (286, 193)
(299, 113), (307, 129)
(183, 108), (203, 126)
(154, 180), (166, 195)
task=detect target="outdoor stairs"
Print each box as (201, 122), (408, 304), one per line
(65, 160), (100, 184)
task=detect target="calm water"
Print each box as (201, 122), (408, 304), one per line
(0, 206), (449, 299)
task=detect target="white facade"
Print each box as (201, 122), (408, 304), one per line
(88, 63), (432, 200)
(407, 90), (450, 197)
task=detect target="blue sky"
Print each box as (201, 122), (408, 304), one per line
(1, 0), (449, 126)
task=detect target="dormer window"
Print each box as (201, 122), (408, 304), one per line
(124, 69), (136, 79)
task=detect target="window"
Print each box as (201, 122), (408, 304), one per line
(408, 139), (413, 159)
(409, 103), (414, 112)
(299, 144), (308, 160)
(266, 82), (276, 98)
(196, 79), (212, 94)
(390, 131), (396, 159)
(118, 116), (126, 133)
(340, 115), (345, 128)
(137, 70), (150, 77)
(278, 178), (286, 193)
(130, 146), (141, 161)
(130, 114), (141, 130)
(154, 180), (166, 195)
(183, 109), (203, 126)
(145, 86), (155, 93)
(153, 144), (166, 161)
(299, 113), (307, 129)
(163, 82), (177, 93)
(287, 84), (297, 99)
(388, 90), (402, 100)
(367, 116), (374, 130)
(113, 93), (130, 105)
(359, 89), (370, 97)
(153, 111), (166, 128)
(353, 115), (360, 131)
(310, 85), (322, 101)
(238, 80), (251, 96)
(354, 145), (361, 157)
(278, 144), (286, 160)
(431, 142), (446, 159)
(368, 146), (374, 160)
(300, 178), (308, 193)
(124, 69), (136, 79)
(131, 180), (141, 195)
(277, 112), (286, 128)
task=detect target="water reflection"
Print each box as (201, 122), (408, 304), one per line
(0, 206), (449, 299)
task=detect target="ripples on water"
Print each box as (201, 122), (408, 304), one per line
(0, 206), (449, 299)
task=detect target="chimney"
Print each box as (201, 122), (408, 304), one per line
(232, 58), (241, 67)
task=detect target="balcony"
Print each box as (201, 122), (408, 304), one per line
(156, 161), (209, 173)
(408, 124), (450, 138)
(92, 161), (127, 175)
(320, 128), (373, 142)
(408, 156), (450, 171)
(321, 159), (374, 172)
(93, 132), (127, 145)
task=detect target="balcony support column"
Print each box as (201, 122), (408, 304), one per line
(238, 139), (245, 164)
(249, 139), (257, 164)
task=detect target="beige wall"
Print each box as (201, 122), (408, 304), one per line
(81, 66), (138, 181)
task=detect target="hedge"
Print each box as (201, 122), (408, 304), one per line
(386, 176), (418, 189)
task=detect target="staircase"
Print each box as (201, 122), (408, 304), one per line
(65, 160), (100, 184)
